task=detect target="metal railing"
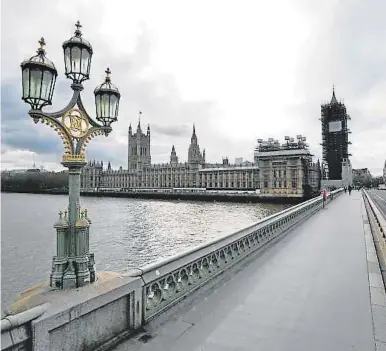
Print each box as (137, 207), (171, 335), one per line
(363, 190), (386, 283)
(131, 188), (343, 321)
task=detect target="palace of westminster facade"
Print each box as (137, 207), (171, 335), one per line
(80, 119), (322, 198)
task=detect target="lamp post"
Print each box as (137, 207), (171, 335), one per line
(20, 22), (121, 290)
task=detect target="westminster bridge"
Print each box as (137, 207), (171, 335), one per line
(1, 189), (386, 351)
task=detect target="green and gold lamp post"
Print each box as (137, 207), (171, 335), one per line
(20, 22), (121, 289)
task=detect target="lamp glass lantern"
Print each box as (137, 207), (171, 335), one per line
(21, 38), (58, 110)
(94, 68), (120, 127)
(62, 21), (93, 83)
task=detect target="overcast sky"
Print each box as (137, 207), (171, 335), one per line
(1, 0), (385, 175)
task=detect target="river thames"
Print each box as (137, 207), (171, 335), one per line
(1, 192), (288, 312)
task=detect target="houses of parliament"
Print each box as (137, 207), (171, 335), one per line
(81, 121), (262, 191)
(80, 114), (322, 198)
(79, 87), (365, 197)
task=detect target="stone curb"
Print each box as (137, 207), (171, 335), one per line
(361, 194), (386, 350)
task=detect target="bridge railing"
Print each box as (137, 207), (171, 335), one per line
(363, 190), (386, 283)
(1, 189), (342, 351)
(131, 188), (343, 322)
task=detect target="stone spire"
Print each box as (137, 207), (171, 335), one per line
(170, 145), (178, 166)
(147, 124), (150, 136)
(137, 111), (142, 131)
(188, 124), (202, 168)
(191, 123), (197, 144)
(128, 123), (132, 135)
(331, 85), (338, 104)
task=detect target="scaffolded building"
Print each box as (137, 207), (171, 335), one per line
(254, 135), (321, 199)
(320, 88), (351, 180)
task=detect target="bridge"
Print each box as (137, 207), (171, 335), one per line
(2, 189), (386, 351)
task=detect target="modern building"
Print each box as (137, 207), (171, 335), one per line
(254, 135), (321, 198)
(320, 88), (351, 180)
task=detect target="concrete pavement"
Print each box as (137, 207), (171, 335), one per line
(113, 191), (386, 351)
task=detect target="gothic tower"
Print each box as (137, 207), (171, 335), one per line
(170, 145), (178, 166)
(320, 87), (351, 180)
(128, 113), (151, 171)
(188, 124), (204, 169)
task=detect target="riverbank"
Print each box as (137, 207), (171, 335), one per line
(1, 189), (311, 204)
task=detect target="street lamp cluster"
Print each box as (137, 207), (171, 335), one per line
(20, 21), (121, 289)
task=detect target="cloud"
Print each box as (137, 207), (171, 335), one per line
(1, 0), (386, 175)
(150, 124), (191, 138)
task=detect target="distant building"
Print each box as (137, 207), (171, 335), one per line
(81, 122), (259, 191)
(128, 121), (151, 170)
(235, 158), (243, 165)
(352, 168), (372, 186)
(341, 159), (353, 188)
(383, 160), (386, 184)
(320, 88), (351, 180)
(254, 135), (321, 198)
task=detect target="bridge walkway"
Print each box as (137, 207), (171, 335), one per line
(114, 191), (386, 351)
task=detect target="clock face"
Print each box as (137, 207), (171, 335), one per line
(328, 121), (342, 132)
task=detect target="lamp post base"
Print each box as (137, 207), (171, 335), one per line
(62, 260), (77, 290)
(50, 254), (96, 290)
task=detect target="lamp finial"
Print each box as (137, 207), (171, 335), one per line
(105, 67), (111, 82)
(75, 21), (82, 36)
(37, 37), (46, 54)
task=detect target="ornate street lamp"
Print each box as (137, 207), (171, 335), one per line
(20, 22), (121, 290)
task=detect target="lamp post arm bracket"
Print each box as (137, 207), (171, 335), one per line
(75, 126), (106, 155)
(77, 94), (101, 128)
(35, 114), (75, 154)
(43, 90), (80, 119)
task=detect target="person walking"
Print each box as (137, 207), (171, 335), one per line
(322, 188), (327, 208)
(348, 184), (352, 195)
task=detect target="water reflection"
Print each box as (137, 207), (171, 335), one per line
(1, 193), (288, 311)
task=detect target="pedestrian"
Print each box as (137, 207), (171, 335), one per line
(348, 184), (352, 195)
(344, 187), (347, 193)
(322, 188), (327, 208)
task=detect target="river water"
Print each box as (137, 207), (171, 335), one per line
(1, 192), (288, 312)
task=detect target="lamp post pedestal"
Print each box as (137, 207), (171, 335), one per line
(50, 160), (96, 290)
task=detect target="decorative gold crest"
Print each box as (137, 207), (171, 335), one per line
(62, 108), (89, 138)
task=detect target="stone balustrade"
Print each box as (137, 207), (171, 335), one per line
(1, 189), (343, 351)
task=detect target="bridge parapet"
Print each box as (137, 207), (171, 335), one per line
(131, 189), (343, 322)
(1, 303), (49, 351)
(363, 190), (386, 283)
